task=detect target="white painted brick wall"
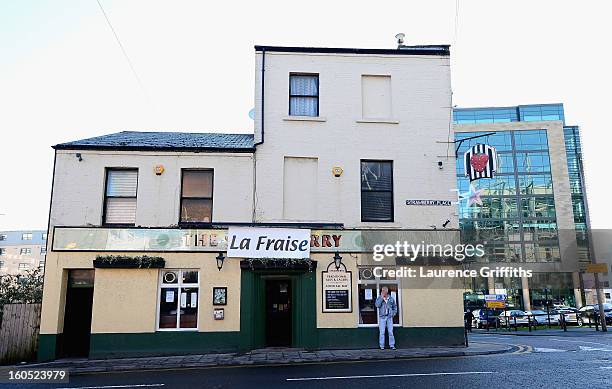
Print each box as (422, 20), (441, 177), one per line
(254, 51), (457, 229)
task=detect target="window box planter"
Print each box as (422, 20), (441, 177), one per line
(93, 255), (165, 269)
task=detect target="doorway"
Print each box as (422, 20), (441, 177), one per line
(61, 270), (94, 358)
(265, 279), (292, 347)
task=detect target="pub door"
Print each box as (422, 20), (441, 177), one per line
(265, 279), (292, 347)
(61, 270), (95, 358)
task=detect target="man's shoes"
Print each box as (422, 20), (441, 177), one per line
(390, 346), (397, 350)
(380, 347), (385, 350)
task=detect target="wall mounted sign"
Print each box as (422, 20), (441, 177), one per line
(212, 287), (227, 305)
(464, 144), (497, 181)
(213, 308), (224, 320)
(227, 227), (311, 259)
(405, 200), (452, 206)
(52, 227), (459, 254)
(321, 261), (352, 313)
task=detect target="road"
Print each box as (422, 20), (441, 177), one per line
(6, 332), (612, 389)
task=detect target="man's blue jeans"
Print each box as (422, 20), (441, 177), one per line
(378, 315), (395, 348)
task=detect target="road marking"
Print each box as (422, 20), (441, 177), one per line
(533, 347), (566, 353)
(286, 371), (494, 381)
(551, 339), (612, 347)
(57, 384), (165, 389)
(579, 346), (612, 352)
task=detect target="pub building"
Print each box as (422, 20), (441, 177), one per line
(38, 44), (464, 361)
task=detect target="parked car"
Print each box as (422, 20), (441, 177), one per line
(525, 310), (560, 325)
(577, 304), (612, 326)
(497, 310), (529, 327)
(553, 307), (578, 324)
(472, 309), (501, 328)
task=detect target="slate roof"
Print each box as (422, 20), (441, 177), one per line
(53, 131), (255, 152)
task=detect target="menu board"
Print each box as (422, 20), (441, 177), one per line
(322, 266), (352, 313)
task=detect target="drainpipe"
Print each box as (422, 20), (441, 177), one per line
(252, 49), (265, 221)
(255, 48), (265, 146)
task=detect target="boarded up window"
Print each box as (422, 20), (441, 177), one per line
(104, 169), (138, 225)
(362, 75), (392, 119)
(283, 157), (318, 220)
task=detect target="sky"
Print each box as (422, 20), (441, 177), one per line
(1, 0), (611, 230)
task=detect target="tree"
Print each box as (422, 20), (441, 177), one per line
(0, 268), (44, 306)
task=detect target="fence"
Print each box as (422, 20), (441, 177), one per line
(0, 303), (42, 365)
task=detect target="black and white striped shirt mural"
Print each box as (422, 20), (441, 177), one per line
(464, 144), (498, 181)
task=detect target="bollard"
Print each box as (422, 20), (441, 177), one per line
(562, 314), (567, 332)
(514, 316), (518, 332)
(528, 316), (532, 332)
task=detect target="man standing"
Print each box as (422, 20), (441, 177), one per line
(375, 286), (397, 350)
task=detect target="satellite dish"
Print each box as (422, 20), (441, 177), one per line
(248, 108), (255, 120)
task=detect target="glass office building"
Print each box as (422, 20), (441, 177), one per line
(454, 104), (587, 310)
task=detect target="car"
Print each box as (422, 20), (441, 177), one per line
(577, 304), (612, 326)
(471, 309), (501, 328)
(525, 310), (560, 325)
(497, 310), (530, 327)
(553, 307), (578, 324)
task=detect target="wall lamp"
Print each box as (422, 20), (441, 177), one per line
(216, 252), (225, 271)
(333, 251), (343, 270)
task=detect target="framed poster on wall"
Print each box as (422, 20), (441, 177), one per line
(213, 287), (227, 306)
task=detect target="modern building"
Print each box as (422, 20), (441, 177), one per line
(0, 230), (47, 275)
(454, 103), (605, 310)
(39, 44), (465, 361)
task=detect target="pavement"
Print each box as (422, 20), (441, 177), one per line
(7, 342), (513, 375)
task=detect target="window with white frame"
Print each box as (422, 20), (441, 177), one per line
(39, 261), (45, 270)
(104, 169), (138, 225)
(0, 260), (5, 268)
(289, 74), (319, 116)
(42, 233), (47, 240)
(20, 248), (32, 255)
(158, 270), (199, 330)
(22, 233), (33, 240)
(357, 267), (401, 326)
(41, 247), (47, 255)
(0, 248), (6, 256)
(18, 263), (29, 270)
(0, 234), (7, 241)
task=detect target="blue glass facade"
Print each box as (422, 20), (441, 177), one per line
(455, 104), (586, 310)
(456, 130), (560, 263)
(453, 104), (564, 125)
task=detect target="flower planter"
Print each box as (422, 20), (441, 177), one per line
(93, 255), (165, 269)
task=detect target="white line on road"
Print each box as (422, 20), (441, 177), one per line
(286, 371), (494, 381)
(57, 384), (165, 389)
(550, 338), (612, 347)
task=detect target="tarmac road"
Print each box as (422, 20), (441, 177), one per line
(4, 331), (612, 389)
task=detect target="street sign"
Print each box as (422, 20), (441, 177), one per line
(484, 294), (506, 302)
(485, 294), (506, 309)
(586, 263), (609, 273)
